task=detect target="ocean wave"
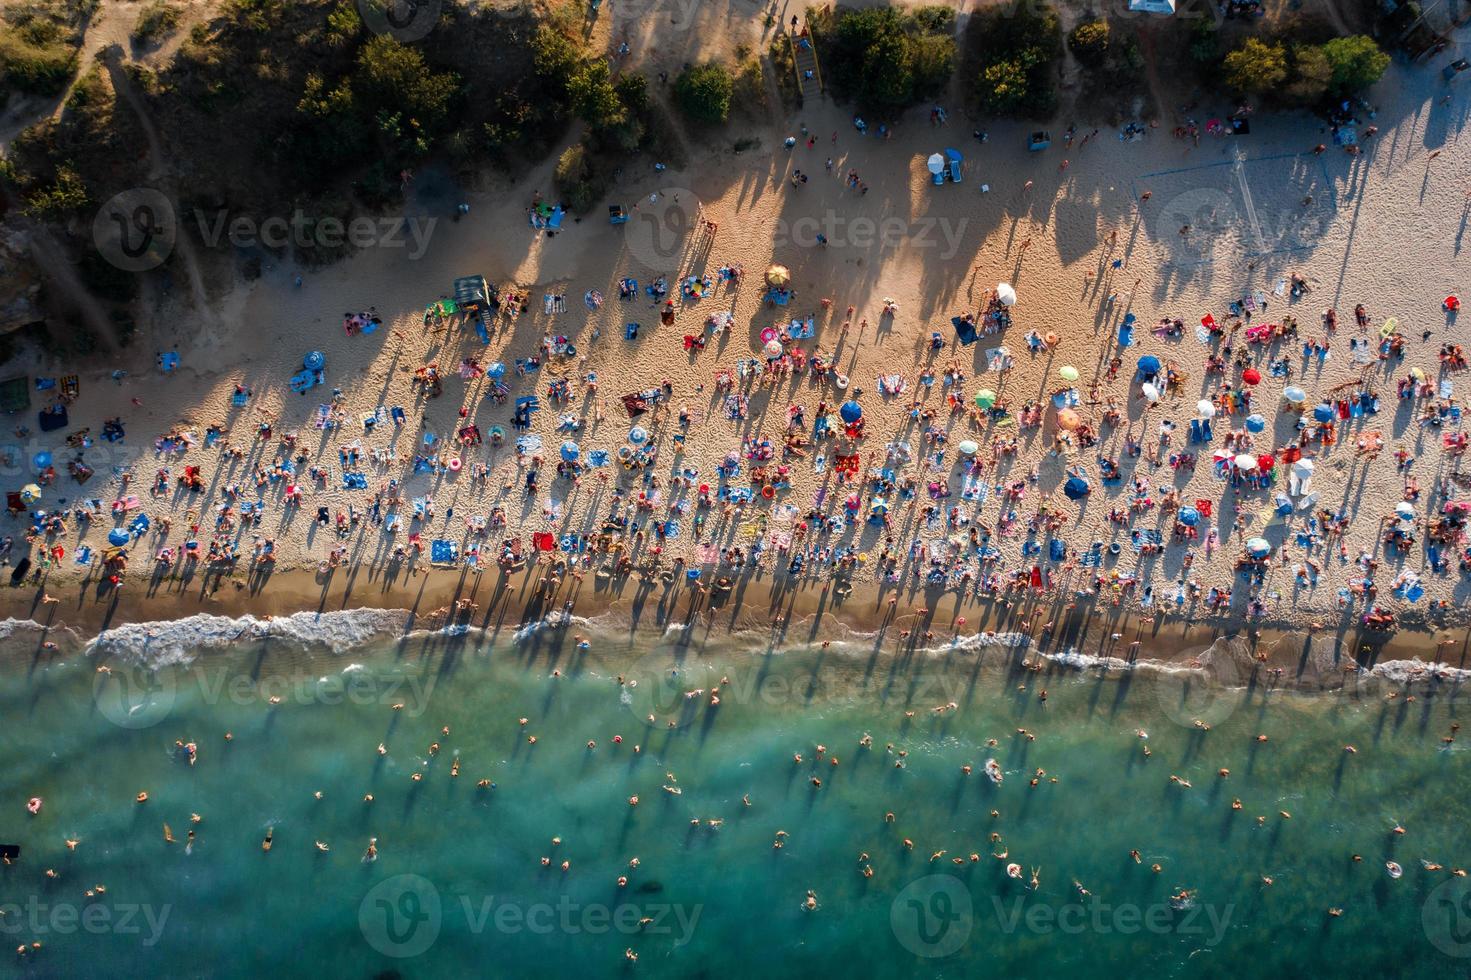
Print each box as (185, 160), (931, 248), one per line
(85, 608), (411, 666)
(1369, 659), (1471, 685)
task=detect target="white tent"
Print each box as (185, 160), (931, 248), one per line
(1127, 0), (1175, 12)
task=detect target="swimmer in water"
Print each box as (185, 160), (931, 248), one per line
(363, 838), (378, 863)
(262, 827), (273, 852)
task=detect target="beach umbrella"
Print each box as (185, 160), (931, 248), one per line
(1396, 501), (1416, 521)
(1141, 382), (1161, 402)
(1063, 476), (1091, 501)
(1057, 408), (1082, 431)
(1283, 386), (1307, 404)
(1178, 506), (1201, 527)
(628, 426), (649, 445)
(1291, 459), (1315, 478)
(559, 440), (580, 462)
(840, 400), (863, 424)
(19, 484), (41, 504)
(765, 264), (790, 287)
(107, 527), (130, 547)
(304, 351), (325, 371)
(870, 498), (888, 515)
(975, 389), (997, 409)
(763, 339), (784, 358)
(32, 451), (52, 471)
(1234, 453), (1258, 470)
(1246, 537), (1272, 558)
(1196, 399), (1216, 418)
(1241, 368), (1262, 385)
(487, 362), (506, 380)
(1136, 355), (1161, 376)
(1312, 404), (1335, 423)
(1058, 365), (1080, 383)
(996, 283), (1018, 307)
(1245, 413), (1266, 433)
(1257, 453), (1276, 471)
(759, 326), (779, 344)
(926, 153), (945, 175)
(957, 439), (979, 456)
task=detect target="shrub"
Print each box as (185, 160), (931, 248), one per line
(22, 164), (88, 217)
(133, 1), (181, 44)
(0, 34), (78, 96)
(1322, 35), (1389, 94)
(674, 62), (733, 124)
(823, 6), (956, 113)
(1223, 37), (1287, 96)
(1068, 19), (1110, 67)
(553, 142), (608, 213)
(965, 3), (1060, 118)
(1284, 44), (1332, 105)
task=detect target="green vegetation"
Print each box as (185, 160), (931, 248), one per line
(816, 5), (956, 114)
(21, 164), (87, 217)
(731, 46), (767, 116)
(674, 62), (733, 124)
(0, 0), (90, 98)
(132, 1), (181, 45)
(1322, 35), (1390, 93)
(963, 2), (1060, 118)
(1222, 33), (1388, 104)
(1067, 19), (1110, 68)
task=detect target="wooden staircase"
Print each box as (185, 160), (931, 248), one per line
(790, 27), (823, 103)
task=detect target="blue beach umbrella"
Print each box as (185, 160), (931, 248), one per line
(840, 400), (863, 424)
(487, 362), (507, 380)
(1136, 355), (1161, 376)
(1246, 537), (1272, 558)
(1063, 476), (1091, 501)
(107, 527), (130, 547)
(560, 441), (579, 461)
(1178, 506), (1200, 527)
(32, 451), (52, 471)
(1312, 404), (1335, 423)
(628, 426), (649, 445)
(304, 351), (325, 371)
(1245, 413), (1266, 433)
(1283, 386), (1307, 404)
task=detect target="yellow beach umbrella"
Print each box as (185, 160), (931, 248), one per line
(765, 264), (790, 287)
(1058, 365), (1080, 383)
(19, 484), (41, 504)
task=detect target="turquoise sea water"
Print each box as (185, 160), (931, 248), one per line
(2, 620), (1469, 978)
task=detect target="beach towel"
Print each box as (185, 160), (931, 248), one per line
(952, 317), (978, 346)
(1130, 529), (1163, 552)
(39, 405), (68, 432)
(314, 405), (332, 429)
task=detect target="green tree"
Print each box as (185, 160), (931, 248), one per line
(1285, 44), (1332, 105)
(22, 165), (87, 217)
(352, 36), (458, 131)
(674, 62), (733, 123)
(568, 58), (625, 129)
(1223, 38), (1287, 96)
(1068, 19), (1110, 68)
(1321, 35), (1389, 94)
(978, 53), (1037, 115)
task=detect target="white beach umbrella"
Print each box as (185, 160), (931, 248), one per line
(996, 283), (1018, 307)
(1196, 399), (1216, 418)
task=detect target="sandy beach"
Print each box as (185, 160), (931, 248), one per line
(5, 3), (1471, 669)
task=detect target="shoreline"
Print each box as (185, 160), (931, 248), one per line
(5, 560), (1468, 693)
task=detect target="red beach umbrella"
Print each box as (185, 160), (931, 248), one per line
(1242, 368), (1261, 385)
(1257, 453), (1276, 471)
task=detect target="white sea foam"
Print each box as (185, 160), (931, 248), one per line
(85, 608), (410, 666)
